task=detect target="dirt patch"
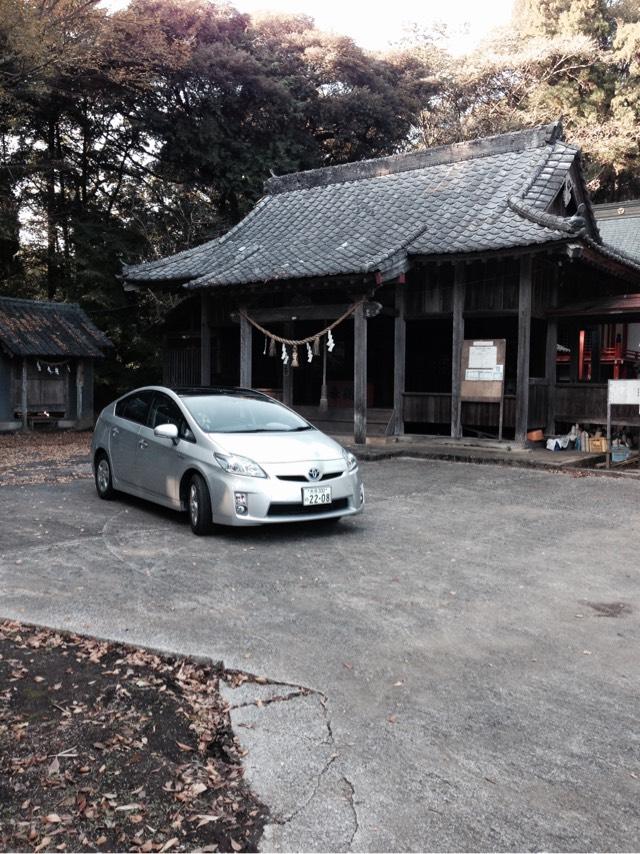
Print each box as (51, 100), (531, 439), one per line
(0, 432), (92, 486)
(0, 621), (267, 852)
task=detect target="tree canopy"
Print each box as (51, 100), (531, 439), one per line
(1, 0), (639, 395)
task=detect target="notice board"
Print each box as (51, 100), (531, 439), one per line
(461, 339), (506, 402)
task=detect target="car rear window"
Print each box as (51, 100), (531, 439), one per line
(182, 394), (311, 433)
(115, 390), (154, 425)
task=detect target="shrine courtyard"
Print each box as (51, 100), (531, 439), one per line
(0, 458), (638, 852)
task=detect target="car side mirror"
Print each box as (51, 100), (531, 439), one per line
(154, 423), (179, 444)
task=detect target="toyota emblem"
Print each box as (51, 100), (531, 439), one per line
(308, 467), (321, 481)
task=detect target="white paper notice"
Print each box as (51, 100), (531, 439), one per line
(465, 365), (504, 382)
(469, 345), (497, 370)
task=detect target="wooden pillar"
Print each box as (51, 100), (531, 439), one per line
(282, 323), (293, 407)
(353, 302), (367, 445)
(451, 262), (465, 439)
(21, 357), (28, 431)
(393, 283), (406, 436)
(515, 254), (532, 445)
(200, 291), (211, 386)
(545, 318), (558, 435)
(239, 312), (252, 388)
(545, 272), (558, 435)
(590, 325), (601, 383)
(569, 325), (580, 383)
(76, 359), (84, 420)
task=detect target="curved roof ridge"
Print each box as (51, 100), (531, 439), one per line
(265, 122), (562, 195)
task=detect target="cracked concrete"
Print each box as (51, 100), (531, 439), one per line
(1, 459), (639, 851)
(221, 678), (357, 852)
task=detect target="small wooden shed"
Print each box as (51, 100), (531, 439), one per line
(0, 297), (111, 431)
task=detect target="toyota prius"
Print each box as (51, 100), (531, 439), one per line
(91, 386), (364, 534)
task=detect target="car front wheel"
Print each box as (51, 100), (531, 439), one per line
(188, 473), (212, 535)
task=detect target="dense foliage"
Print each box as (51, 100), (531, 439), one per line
(0, 0), (639, 393)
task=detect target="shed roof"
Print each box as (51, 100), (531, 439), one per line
(0, 297), (112, 358)
(123, 122), (633, 290)
(593, 200), (640, 264)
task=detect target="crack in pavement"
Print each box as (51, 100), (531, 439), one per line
(343, 775), (360, 849)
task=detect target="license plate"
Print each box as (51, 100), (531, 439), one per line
(302, 486), (332, 506)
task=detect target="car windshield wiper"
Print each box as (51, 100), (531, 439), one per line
(286, 425), (313, 431)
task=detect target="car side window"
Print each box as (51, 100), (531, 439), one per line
(150, 393), (195, 443)
(115, 390), (154, 425)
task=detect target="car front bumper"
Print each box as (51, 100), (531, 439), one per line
(206, 466), (364, 526)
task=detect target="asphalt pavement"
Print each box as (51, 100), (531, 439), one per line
(0, 459), (638, 852)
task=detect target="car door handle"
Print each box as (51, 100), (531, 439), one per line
(111, 427), (120, 437)
(138, 439), (149, 449)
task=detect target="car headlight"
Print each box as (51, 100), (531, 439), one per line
(215, 453), (267, 478)
(342, 448), (358, 472)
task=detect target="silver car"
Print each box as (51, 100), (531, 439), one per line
(91, 386), (364, 534)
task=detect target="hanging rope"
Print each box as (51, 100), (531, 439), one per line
(238, 298), (366, 348)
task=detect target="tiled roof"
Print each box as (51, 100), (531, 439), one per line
(123, 122), (601, 290)
(593, 199), (640, 262)
(0, 297), (112, 358)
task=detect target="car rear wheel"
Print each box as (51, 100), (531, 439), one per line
(188, 473), (212, 535)
(95, 453), (115, 500)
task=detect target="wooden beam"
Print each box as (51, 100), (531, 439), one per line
(393, 283), (406, 436)
(353, 302), (367, 444)
(230, 303), (383, 324)
(239, 311), (252, 388)
(515, 255), (532, 445)
(200, 291), (211, 386)
(21, 358), (27, 431)
(450, 262), (465, 439)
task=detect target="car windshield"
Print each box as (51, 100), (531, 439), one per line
(181, 394), (312, 434)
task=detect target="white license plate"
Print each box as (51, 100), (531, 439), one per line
(302, 486), (332, 506)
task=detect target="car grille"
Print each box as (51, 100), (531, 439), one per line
(267, 497), (349, 517)
(277, 471), (342, 482)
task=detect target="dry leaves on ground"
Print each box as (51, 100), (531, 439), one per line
(0, 621), (267, 852)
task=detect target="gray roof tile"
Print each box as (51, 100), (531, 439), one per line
(123, 123), (602, 290)
(0, 297), (111, 358)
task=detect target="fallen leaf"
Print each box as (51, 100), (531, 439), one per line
(34, 676), (45, 683)
(115, 803), (142, 812)
(35, 837), (51, 851)
(191, 782), (207, 796)
(176, 741), (193, 752)
(195, 815), (221, 828)
(44, 813), (61, 824)
(96, 835), (107, 845)
(160, 837), (179, 852)
(230, 840), (242, 852)
(387, 714), (397, 724)
(47, 757), (60, 776)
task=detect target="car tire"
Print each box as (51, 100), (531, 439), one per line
(95, 452), (115, 500)
(188, 473), (212, 535)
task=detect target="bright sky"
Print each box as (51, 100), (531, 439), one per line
(104, 0), (515, 54)
(234, 0), (515, 53)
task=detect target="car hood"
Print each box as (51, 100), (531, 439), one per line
(211, 430), (344, 463)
